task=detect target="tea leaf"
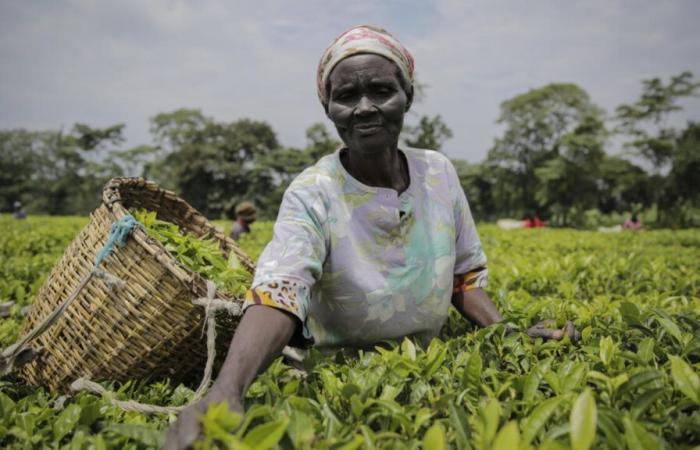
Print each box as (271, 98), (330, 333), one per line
(670, 356), (700, 404)
(423, 422), (446, 450)
(623, 416), (663, 450)
(242, 417), (289, 450)
(570, 388), (597, 450)
(492, 421), (520, 450)
(521, 396), (564, 444)
(53, 404), (82, 441)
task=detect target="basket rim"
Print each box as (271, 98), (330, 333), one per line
(101, 177), (255, 300)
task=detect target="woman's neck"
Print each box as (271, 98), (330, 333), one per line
(341, 144), (409, 193)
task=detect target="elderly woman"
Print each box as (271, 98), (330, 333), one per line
(166, 25), (576, 448)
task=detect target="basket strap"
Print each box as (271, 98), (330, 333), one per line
(70, 378), (183, 414)
(191, 280), (220, 401)
(0, 271), (97, 375)
(94, 215), (139, 267)
(0, 216), (139, 375)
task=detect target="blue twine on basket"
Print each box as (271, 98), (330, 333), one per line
(94, 215), (139, 268)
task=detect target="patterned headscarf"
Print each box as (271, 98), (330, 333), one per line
(317, 25), (415, 108)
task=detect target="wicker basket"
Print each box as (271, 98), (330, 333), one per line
(20, 177), (255, 391)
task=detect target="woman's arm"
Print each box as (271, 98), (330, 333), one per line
(451, 284), (579, 341)
(451, 287), (503, 327)
(165, 305), (297, 450)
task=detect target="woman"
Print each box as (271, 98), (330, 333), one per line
(166, 25), (576, 448)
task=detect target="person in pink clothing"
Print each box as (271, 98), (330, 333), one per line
(623, 213), (642, 230)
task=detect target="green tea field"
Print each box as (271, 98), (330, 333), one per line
(1, 215), (699, 449)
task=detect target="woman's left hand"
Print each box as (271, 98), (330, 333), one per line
(526, 319), (580, 342)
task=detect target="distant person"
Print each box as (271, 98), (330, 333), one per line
(524, 212), (546, 228)
(623, 213), (642, 230)
(12, 201), (27, 220)
(230, 201), (257, 241)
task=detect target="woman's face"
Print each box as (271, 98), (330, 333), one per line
(327, 54), (411, 153)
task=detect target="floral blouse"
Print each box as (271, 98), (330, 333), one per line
(242, 147), (488, 349)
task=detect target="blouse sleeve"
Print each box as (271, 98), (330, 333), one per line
(444, 159), (489, 291)
(242, 187), (327, 345)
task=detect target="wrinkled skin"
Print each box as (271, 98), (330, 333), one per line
(327, 54), (411, 156)
(327, 54), (412, 193)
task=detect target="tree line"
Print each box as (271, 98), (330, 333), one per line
(1, 71), (698, 227)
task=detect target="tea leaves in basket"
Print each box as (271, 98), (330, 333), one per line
(132, 209), (252, 299)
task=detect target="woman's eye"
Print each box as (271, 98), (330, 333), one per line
(334, 92), (353, 101)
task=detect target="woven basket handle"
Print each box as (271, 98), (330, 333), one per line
(0, 216), (137, 375)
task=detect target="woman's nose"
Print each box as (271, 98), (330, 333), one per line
(354, 95), (376, 115)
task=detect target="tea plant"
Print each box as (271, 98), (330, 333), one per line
(0, 215), (698, 449)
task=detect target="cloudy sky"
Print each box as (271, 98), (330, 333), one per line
(1, 0), (699, 162)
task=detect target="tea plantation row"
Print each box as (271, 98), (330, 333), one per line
(0, 215), (698, 449)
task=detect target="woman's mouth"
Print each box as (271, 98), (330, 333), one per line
(353, 123), (383, 135)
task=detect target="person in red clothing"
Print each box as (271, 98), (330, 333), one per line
(523, 212), (546, 228)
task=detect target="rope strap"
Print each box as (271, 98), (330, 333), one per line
(70, 378), (182, 415)
(94, 215), (139, 268)
(0, 215), (139, 375)
(1, 271), (96, 375)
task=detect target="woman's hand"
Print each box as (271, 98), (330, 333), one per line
(164, 391), (243, 450)
(450, 285), (580, 343)
(164, 305), (297, 449)
(526, 319), (580, 342)
(164, 402), (203, 450)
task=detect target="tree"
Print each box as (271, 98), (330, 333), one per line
(615, 71), (700, 171)
(667, 122), (700, 203)
(615, 72), (700, 225)
(304, 123), (339, 161)
(107, 144), (159, 178)
(487, 83), (606, 220)
(400, 75), (454, 152)
(0, 124), (128, 215)
(72, 123), (125, 153)
(402, 115), (453, 151)
(534, 114), (607, 225)
(596, 155), (652, 214)
(147, 109), (279, 218)
(451, 160), (499, 221)
(660, 121), (700, 226)
(0, 130), (44, 212)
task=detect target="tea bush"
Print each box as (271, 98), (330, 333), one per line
(1, 215), (698, 449)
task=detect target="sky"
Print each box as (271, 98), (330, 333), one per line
(1, 0), (699, 162)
